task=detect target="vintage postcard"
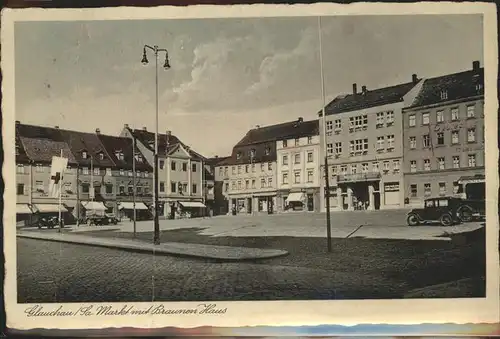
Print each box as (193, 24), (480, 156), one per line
(2, 2), (499, 331)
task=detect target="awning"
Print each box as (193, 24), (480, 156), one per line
(179, 201), (206, 208)
(32, 204), (68, 213)
(63, 201), (78, 208)
(16, 204), (33, 214)
(118, 202), (149, 210)
(82, 201), (107, 211)
(458, 175), (485, 185)
(286, 192), (306, 203)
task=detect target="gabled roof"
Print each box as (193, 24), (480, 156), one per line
(206, 156), (231, 167)
(406, 68), (484, 109)
(57, 129), (115, 168)
(15, 131), (31, 164)
(97, 134), (152, 172)
(322, 82), (418, 116)
(235, 118), (319, 146)
(128, 128), (205, 161)
(20, 137), (77, 165)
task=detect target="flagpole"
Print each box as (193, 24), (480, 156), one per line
(318, 16), (332, 252)
(58, 149), (63, 233)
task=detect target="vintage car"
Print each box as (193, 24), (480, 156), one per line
(455, 199), (486, 222)
(406, 197), (464, 226)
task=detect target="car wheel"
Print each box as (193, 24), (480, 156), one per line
(407, 214), (420, 226)
(440, 214), (453, 226)
(457, 205), (474, 222)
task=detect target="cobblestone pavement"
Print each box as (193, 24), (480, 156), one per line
(18, 238), (412, 303)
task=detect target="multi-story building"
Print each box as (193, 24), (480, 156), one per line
(403, 61), (485, 206)
(202, 163), (215, 216)
(319, 76), (424, 211)
(210, 155), (231, 216)
(15, 127), (34, 225)
(121, 125), (206, 218)
(275, 119), (321, 212)
(96, 131), (153, 218)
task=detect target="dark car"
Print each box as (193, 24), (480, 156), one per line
(406, 197), (463, 226)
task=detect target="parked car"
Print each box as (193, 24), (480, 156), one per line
(406, 197), (464, 226)
(105, 213), (119, 225)
(37, 216), (60, 229)
(456, 199), (486, 222)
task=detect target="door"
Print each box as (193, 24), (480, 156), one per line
(374, 192), (381, 210)
(424, 199), (440, 220)
(307, 194), (314, 211)
(267, 197), (274, 214)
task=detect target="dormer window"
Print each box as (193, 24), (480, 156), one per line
(82, 151), (88, 159)
(15, 145), (19, 156)
(236, 152), (242, 160)
(440, 90), (448, 100)
(250, 149), (256, 158)
(265, 147), (270, 155)
(99, 153), (104, 160)
(115, 150), (124, 161)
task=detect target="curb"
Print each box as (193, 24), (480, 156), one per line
(17, 234), (289, 262)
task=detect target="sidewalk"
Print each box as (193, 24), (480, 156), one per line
(16, 232), (289, 261)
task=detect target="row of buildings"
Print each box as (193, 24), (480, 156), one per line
(210, 60), (485, 214)
(15, 123), (214, 224)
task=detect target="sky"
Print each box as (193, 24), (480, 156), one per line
(15, 14), (483, 157)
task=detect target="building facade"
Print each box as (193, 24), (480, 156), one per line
(275, 121), (321, 212)
(403, 61), (485, 206)
(319, 77), (424, 211)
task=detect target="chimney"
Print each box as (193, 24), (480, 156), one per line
(142, 126), (147, 131)
(15, 120), (20, 125)
(95, 128), (101, 134)
(361, 85), (367, 95)
(54, 126), (59, 129)
(298, 117), (304, 123)
(124, 123), (129, 129)
(472, 60), (480, 71)
(352, 83), (357, 95)
(412, 74), (418, 84)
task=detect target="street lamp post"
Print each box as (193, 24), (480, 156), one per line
(141, 44), (171, 245)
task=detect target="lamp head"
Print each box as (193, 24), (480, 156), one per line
(163, 55), (171, 69)
(141, 49), (148, 65)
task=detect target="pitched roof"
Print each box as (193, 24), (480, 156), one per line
(57, 129), (116, 168)
(204, 167), (214, 180)
(322, 81), (418, 116)
(128, 128), (205, 161)
(97, 134), (152, 171)
(235, 118), (319, 146)
(20, 137), (77, 164)
(206, 156), (231, 167)
(406, 68), (484, 109)
(15, 131), (31, 163)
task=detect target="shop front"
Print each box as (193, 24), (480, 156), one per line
(118, 201), (151, 220)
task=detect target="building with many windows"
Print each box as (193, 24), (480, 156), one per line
(275, 119), (321, 212)
(319, 76), (424, 211)
(403, 61), (485, 206)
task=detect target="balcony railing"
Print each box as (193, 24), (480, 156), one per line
(337, 172), (381, 183)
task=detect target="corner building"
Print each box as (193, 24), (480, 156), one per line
(403, 61), (485, 206)
(320, 76), (424, 211)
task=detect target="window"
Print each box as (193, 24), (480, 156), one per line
(349, 115), (368, 130)
(282, 155), (288, 165)
(383, 161), (390, 172)
(119, 169), (124, 176)
(327, 143), (333, 155)
(422, 112), (430, 125)
(307, 136), (313, 144)
(386, 111), (394, 125)
(410, 184), (417, 198)
(424, 159), (431, 171)
(260, 163), (265, 171)
(376, 136), (385, 150)
(409, 114), (416, 127)
(94, 167), (100, 175)
(144, 171), (149, 178)
(393, 160), (400, 173)
(224, 167), (228, 176)
(182, 183), (188, 193)
(294, 138), (300, 146)
(17, 184), (24, 195)
(99, 153), (104, 160)
(251, 180), (256, 188)
(423, 134), (430, 148)
(128, 170), (133, 177)
(468, 154), (476, 167)
(410, 160), (417, 172)
(171, 181), (176, 193)
(260, 178), (265, 188)
(326, 121), (333, 131)
(451, 130), (459, 144)
(437, 157), (445, 170)
(372, 162), (379, 172)
(362, 163), (369, 173)
(181, 163), (187, 172)
(437, 132), (444, 145)
(36, 164), (44, 173)
(467, 105), (475, 118)
(307, 152), (313, 163)
(82, 151), (88, 159)
(294, 171), (301, 184)
(307, 170), (314, 183)
(218, 167), (223, 176)
(467, 128), (476, 142)
(453, 156), (460, 169)
(250, 149), (256, 158)
(409, 136), (416, 149)
(232, 166), (236, 174)
(387, 135), (395, 149)
(334, 142), (342, 155)
(192, 184), (197, 194)
(331, 165), (338, 176)
(245, 165), (249, 173)
(440, 90), (448, 100)
(159, 182), (165, 192)
(453, 181), (460, 194)
(424, 183), (432, 196)
(105, 168), (111, 176)
(436, 110), (444, 123)
(334, 119), (341, 129)
(192, 163), (197, 172)
(236, 152), (242, 160)
(265, 147), (270, 155)
(438, 182), (446, 196)
(245, 180), (249, 189)
(106, 184), (113, 194)
(16, 165), (24, 174)
(350, 138), (369, 154)
(268, 162), (272, 170)
(231, 181), (236, 190)
(82, 184), (90, 193)
(340, 165), (347, 174)
(451, 107), (459, 121)
(267, 177), (272, 188)
(282, 140), (288, 148)
(376, 112), (384, 126)
(171, 161), (176, 171)
(350, 164), (357, 174)
(294, 153), (300, 164)
(282, 172), (288, 184)
(237, 166), (242, 174)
